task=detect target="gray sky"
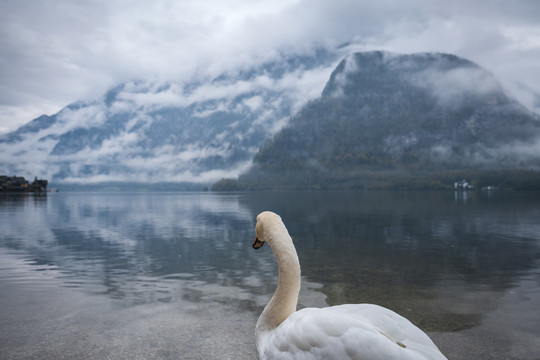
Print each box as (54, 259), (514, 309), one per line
(1, 0), (539, 134)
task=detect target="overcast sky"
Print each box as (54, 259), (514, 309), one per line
(1, 0), (539, 134)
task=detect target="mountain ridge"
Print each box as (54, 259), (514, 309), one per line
(0, 49), (339, 186)
(230, 51), (540, 190)
(2, 50), (540, 190)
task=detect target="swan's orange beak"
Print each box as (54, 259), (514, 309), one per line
(253, 237), (264, 249)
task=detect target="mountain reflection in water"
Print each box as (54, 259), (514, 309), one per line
(0, 191), (539, 359)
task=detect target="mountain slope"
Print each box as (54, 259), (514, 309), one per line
(237, 51), (540, 189)
(0, 49), (338, 186)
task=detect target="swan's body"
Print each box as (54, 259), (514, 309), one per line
(253, 211), (447, 360)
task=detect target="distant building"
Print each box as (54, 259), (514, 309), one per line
(31, 176), (48, 192)
(454, 179), (474, 190)
(0, 175), (48, 193)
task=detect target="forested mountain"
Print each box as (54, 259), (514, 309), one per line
(230, 51), (540, 190)
(3, 49), (539, 190)
(0, 49), (337, 188)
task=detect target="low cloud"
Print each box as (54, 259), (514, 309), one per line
(2, 0), (539, 133)
(0, 54), (334, 184)
(408, 65), (503, 107)
(328, 54), (360, 97)
(2, 0), (540, 184)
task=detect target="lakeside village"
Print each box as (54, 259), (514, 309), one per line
(0, 175), (491, 193)
(0, 175), (52, 193)
(454, 179), (496, 191)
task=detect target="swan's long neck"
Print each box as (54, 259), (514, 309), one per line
(257, 223), (301, 333)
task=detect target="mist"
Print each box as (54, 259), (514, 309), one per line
(1, 0), (540, 134)
(0, 56), (335, 184)
(1, 0), (540, 185)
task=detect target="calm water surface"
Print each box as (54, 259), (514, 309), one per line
(0, 191), (539, 359)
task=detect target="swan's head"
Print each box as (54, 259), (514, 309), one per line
(253, 211), (281, 249)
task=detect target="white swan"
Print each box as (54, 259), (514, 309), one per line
(252, 211), (447, 360)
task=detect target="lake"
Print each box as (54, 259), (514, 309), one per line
(0, 191), (539, 359)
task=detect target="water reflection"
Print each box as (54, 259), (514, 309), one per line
(1, 192), (271, 308)
(2, 192), (540, 303)
(1, 191), (540, 358)
(235, 191), (540, 333)
(238, 191), (540, 283)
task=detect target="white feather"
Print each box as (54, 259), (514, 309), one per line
(253, 211), (447, 360)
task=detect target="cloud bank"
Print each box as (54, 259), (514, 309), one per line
(1, 0), (540, 134)
(0, 57), (335, 184)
